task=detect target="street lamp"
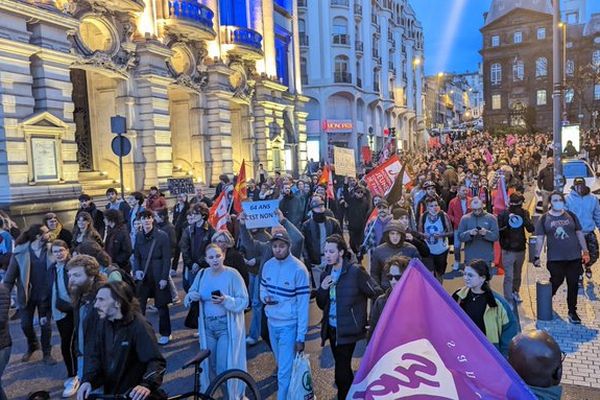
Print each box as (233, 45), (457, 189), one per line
(552, 0), (564, 192)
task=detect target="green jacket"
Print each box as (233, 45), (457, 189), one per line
(454, 287), (519, 356)
(529, 385), (562, 400)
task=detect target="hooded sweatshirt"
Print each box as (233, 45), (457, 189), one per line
(565, 186), (600, 233)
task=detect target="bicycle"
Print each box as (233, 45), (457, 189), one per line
(84, 349), (262, 400)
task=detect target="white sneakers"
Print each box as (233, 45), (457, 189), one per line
(245, 337), (258, 346)
(512, 292), (523, 303)
(158, 335), (172, 345)
(63, 376), (80, 398)
(452, 262), (460, 271)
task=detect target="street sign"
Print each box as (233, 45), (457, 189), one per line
(111, 116), (126, 134)
(111, 135), (131, 157)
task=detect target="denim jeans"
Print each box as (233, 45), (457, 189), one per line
(21, 300), (52, 354)
(453, 230), (462, 264)
(0, 345), (10, 400)
(204, 315), (229, 384)
(268, 323), (297, 400)
(247, 273), (262, 341)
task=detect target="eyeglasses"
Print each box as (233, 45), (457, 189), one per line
(387, 274), (403, 281)
(561, 351), (567, 363)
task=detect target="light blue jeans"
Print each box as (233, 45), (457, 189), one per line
(453, 230), (462, 264)
(268, 323), (297, 400)
(248, 273), (262, 341)
(0, 346), (10, 400)
(204, 315), (229, 382)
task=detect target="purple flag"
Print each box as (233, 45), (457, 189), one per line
(348, 259), (535, 400)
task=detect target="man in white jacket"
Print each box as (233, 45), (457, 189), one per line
(260, 227), (310, 400)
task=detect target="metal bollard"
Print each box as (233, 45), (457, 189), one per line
(528, 236), (537, 263)
(536, 280), (553, 321)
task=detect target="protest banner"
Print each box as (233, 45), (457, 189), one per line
(348, 259), (535, 400)
(364, 155), (410, 197)
(333, 146), (356, 177)
(241, 200), (280, 229)
(167, 178), (195, 195)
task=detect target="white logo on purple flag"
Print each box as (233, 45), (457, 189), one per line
(348, 339), (458, 399)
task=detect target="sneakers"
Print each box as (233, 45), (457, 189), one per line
(245, 337), (258, 346)
(171, 297), (181, 305)
(62, 376), (80, 398)
(512, 292), (523, 303)
(158, 335), (172, 345)
(170, 269), (177, 277)
(568, 312), (582, 325)
(43, 353), (57, 365)
(147, 304), (158, 313)
(21, 350), (36, 363)
(452, 262), (460, 271)
(585, 267), (593, 279)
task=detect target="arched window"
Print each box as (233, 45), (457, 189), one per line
(332, 17), (348, 45)
(535, 57), (548, 77)
(334, 55), (350, 83)
(491, 63), (502, 85)
(513, 58), (524, 81)
(298, 19), (306, 34)
(300, 57), (308, 84)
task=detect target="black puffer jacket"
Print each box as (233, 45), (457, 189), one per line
(0, 285), (10, 350)
(498, 206), (534, 252)
(83, 312), (166, 394)
(316, 260), (382, 346)
(301, 217), (342, 265)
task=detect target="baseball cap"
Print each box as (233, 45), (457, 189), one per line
(270, 226), (291, 245)
(423, 181), (436, 189)
(574, 177), (585, 186)
(376, 199), (390, 209)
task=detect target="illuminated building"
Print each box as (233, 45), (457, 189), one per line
(0, 0), (307, 217)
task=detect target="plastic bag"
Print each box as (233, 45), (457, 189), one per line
(289, 352), (316, 400)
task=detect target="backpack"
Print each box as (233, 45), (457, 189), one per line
(106, 264), (136, 291)
(539, 211), (578, 235)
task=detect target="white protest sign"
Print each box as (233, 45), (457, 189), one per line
(334, 146), (356, 177)
(242, 200), (280, 229)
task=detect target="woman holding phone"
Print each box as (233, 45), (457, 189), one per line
(184, 244), (249, 398)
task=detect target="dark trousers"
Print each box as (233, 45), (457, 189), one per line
(56, 312), (77, 377)
(548, 259), (583, 313)
(21, 300), (51, 354)
(348, 228), (364, 255)
(432, 250), (449, 280)
(138, 294), (172, 336)
(327, 326), (356, 400)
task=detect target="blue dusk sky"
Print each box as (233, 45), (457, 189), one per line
(412, 0), (600, 77)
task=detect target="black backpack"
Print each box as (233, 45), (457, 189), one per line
(106, 264), (136, 291)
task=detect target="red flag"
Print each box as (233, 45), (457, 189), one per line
(318, 164), (330, 186)
(493, 175), (509, 214)
(326, 166), (335, 200)
(232, 160), (247, 213)
(208, 191), (229, 231)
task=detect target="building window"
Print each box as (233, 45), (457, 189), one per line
(275, 25), (291, 86)
(491, 63), (502, 85)
(300, 57), (308, 85)
(566, 12), (578, 24)
(566, 59), (575, 76)
(492, 94), (501, 110)
(593, 50), (600, 67)
(513, 59), (524, 81)
(332, 17), (349, 45)
(536, 57), (548, 78)
(219, 0), (248, 27)
(537, 27), (546, 40)
(595, 84), (600, 101)
(513, 31), (522, 44)
(537, 90), (547, 106)
(374, 69), (380, 92)
(334, 55), (350, 83)
(491, 35), (500, 47)
(565, 88), (574, 103)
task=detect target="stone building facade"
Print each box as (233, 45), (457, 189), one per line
(298, 0), (425, 160)
(0, 0), (307, 217)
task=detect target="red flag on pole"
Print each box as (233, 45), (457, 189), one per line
(232, 160), (247, 213)
(318, 164), (330, 186)
(326, 166), (335, 200)
(208, 191), (229, 231)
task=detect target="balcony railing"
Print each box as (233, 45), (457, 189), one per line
(332, 34), (349, 45)
(298, 0), (307, 7)
(331, 0), (349, 6)
(354, 3), (362, 16)
(388, 61), (394, 71)
(334, 72), (352, 83)
(299, 33), (309, 46)
(374, 82), (380, 92)
(357, 77), (362, 88)
(169, 1), (215, 29)
(301, 74), (308, 85)
(355, 40), (363, 52)
(221, 26), (263, 59)
(372, 48), (379, 57)
(371, 14), (377, 25)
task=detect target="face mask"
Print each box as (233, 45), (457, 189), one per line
(313, 212), (326, 223)
(552, 202), (565, 211)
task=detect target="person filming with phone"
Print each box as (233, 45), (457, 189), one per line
(184, 244), (249, 397)
(457, 197), (499, 267)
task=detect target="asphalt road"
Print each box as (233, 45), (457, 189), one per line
(4, 268), (600, 399)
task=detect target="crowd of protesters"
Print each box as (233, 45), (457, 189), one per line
(0, 129), (597, 399)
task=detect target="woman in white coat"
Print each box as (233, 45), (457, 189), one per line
(184, 244), (249, 398)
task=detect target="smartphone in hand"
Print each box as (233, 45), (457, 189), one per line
(211, 290), (222, 297)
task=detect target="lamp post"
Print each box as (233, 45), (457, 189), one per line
(559, 21), (567, 121)
(553, 0), (564, 192)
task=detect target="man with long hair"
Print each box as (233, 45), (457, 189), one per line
(77, 282), (165, 400)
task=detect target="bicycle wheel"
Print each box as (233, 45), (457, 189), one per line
(205, 369), (262, 400)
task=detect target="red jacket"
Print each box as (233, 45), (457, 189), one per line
(447, 196), (472, 229)
(146, 194), (167, 212)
